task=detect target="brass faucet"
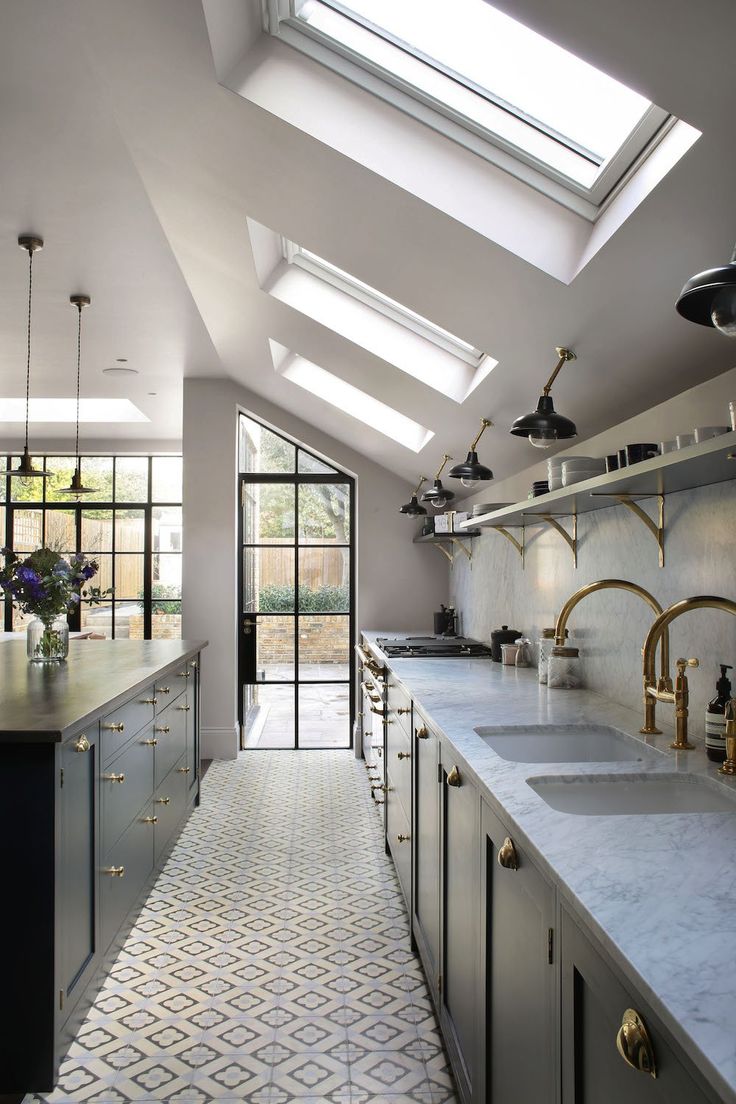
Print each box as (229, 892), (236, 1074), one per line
(554, 579), (671, 734)
(641, 596), (736, 750)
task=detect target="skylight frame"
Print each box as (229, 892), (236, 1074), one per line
(282, 237), (486, 368)
(264, 0), (673, 217)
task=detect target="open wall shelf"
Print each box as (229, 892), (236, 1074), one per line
(413, 531), (481, 564)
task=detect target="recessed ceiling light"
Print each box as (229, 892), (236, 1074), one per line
(148, 391), (157, 396)
(116, 357), (128, 362)
(103, 365), (139, 376)
(0, 398), (149, 423)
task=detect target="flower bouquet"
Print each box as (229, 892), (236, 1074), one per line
(0, 547), (112, 661)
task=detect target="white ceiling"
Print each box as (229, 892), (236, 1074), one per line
(0, 0), (735, 486)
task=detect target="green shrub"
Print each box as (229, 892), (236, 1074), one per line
(258, 583), (349, 612)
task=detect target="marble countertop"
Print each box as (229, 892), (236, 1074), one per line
(363, 632), (736, 1103)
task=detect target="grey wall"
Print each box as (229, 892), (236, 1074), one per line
(182, 377), (448, 758)
(450, 366), (736, 735)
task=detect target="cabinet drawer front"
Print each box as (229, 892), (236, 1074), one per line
(386, 783), (412, 912)
(100, 811), (154, 950)
(102, 730), (156, 853)
(386, 679), (412, 738)
(153, 668), (187, 709)
(154, 695), (188, 787)
(153, 759), (189, 862)
(387, 722), (411, 822)
(101, 687), (156, 761)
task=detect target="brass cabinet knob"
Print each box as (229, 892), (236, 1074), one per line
(397, 707), (411, 715)
(141, 698), (158, 705)
(141, 738), (158, 747)
(177, 766), (191, 774)
(616, 1009), (657, 1078)
(397, 751), (410, 761)
(103, 722), (124, 732)
(156, 686), (171, 694)
(154, 796), (170, 805)
(103, 866), (125, 877)
(446, 765), (462, 787)
(397, 834), (410, 843)
(73, 734), (90, 753)
(416, 726), (429, 740)
(141, 816), (158, 824)
(177, 705), (191, 712)
(190, 660), (198, 669)
(497, 836), (519, 870)
(154, 725), (170, 734)
(102, 772), (125, 784)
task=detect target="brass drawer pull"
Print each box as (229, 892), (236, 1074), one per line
(73, 734), (90, 753)
(141, 738), (158, 747)
(616, 1009), (657, 1078)
(397, 707), (411, 715)
(177, 705), (190, 712)
(177, 766), (191, 774)
(178, 671), (191, 678)
(141, 815), (158, 824)
(103, 722), (124, 733)
(416, 726), (429, 740)
(156, 686), (171, 694)
(141, 697), (158, 705)
(154, 796), (170, 805)
(103, 866), (125, 877)
(497, 837), (519, 870)
(397, 751), (410, 761)
(154, 725), (170, 734)
(369, 706), (384, 716)
(447, 765), (462, 787)
(102, 772), (125, 784)
(396, 833), (410, 843)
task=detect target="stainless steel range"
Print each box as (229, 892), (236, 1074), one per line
(376, 636), (492, 658)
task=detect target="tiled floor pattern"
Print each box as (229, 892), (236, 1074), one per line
(28, 751), (457, 1104)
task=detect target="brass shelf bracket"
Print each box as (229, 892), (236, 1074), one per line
(490, 525), (525, 566)
(431, 543), (454, 564)
(536, 513), (578, 568)
(449, 537), (473, 563)
(427, 537), (474, 565)
(591, 493), (665, 567)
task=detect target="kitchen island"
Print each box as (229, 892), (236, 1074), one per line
(362, 631), (736, 1104)
(0, 638), (206, 1096)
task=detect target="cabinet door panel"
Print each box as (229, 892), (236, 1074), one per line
(412, 716), (440, 987)
(60, 731), (98, 1007)
(386, 778), (412, 910)
(154, 695), (187, 786)
(482, 800), (556, 1104)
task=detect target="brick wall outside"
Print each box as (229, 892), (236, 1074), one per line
(129, 613), (182, 640)
(259, 615), (348, 664)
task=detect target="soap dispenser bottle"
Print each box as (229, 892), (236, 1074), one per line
(705, 664), (733, 762)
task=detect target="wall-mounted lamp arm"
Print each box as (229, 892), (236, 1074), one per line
(542, 347), (576, 396)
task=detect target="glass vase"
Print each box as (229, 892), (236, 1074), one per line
(27, 616), (69, 663)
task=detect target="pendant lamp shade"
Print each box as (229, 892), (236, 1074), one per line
(399, 476), (428, 515)
(60, 295), (98, 497)
(675, 244), (736, 336)
(10, 235), (49, 480)
(421, 454), (455, 509)
(510, 347), (577, 449)
(448, 419), (494, 485)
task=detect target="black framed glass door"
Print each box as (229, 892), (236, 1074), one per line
(238, 416), (355, 749)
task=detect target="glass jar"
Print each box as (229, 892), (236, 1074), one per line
(514, 638), (533, 667)
(547, 645), (581, 689)
(537, 628), (556, 684)
(27, 615), (69, 663)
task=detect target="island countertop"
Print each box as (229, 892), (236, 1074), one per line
(0, 639), (207, 742)
(363, 631), (736, 1104)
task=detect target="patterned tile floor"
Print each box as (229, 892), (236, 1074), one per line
(28, 751), (457, 1104)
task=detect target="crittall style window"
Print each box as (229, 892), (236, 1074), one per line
(238, 414), (355, 750)
(0, 454), (182, 639)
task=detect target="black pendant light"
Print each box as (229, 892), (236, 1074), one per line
(676, 242), (736, 336)
(60, 295), (98, 497)
(399, 476), (428, 516)
(510, 346), (577, 449)
(10, 235), (49, 480)
(421, 453), (455, 510)
(449, 418), (493, 486)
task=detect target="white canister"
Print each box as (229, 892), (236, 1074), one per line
(537, 629), (556, 684)
(500, 642), (519, 666)
(547, 646), (582, 689)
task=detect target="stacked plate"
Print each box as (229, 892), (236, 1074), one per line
(546, 455), (583, 491)
(561, 457), (606, 486)
(471, 502), (511, 516)
(531, 480), (550, 497)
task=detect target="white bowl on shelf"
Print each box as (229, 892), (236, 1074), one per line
(562, 467), (604, 486)
(547, 455), (595, 471)
(549, 473), (563, 491)
(560, 456), (606, 472)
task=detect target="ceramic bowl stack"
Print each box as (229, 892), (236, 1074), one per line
(547, 455), (576, 491)
(560, 457), (606, 487)
(471, 502), (510, 519)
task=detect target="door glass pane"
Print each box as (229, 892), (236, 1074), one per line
(243, 548), (295, 613)
(297, 450), (337, 475)
(152, 601), (181, 639)
(152, 553), (182, 599)
(87, 554), (113, 595)
(45, 457), (78, 501)
(151, 456), (182, 502)
(116, 510), (145, 552)
(153, 506), (182, 552)
(244, 684), (295, 748)
(82, 510), (113, 553)
(80, 457), (114, 501)
(256, 616), (295, 681)
(114, 600), (143, 639)
(243, 483), (295, 544)
(115, 457), (148, 502)
(298, 615), (350, 680)
(298, 548), (349, 611)
(45, 510), (76, 552)
(0, 456), (6, 502)
(298, 484), (350, 544)
(13, 509), (43, 552)
(81, 602), (112, 636)
(115, 554), (144, 600)
(298, 685), (350, 748)
(240, 416), (295, 474)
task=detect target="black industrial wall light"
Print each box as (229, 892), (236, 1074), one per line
(510, 346), (577, 449)
(676, 242), (736, 336)
(399, 476), (428, 516)
(421, 453), (455, 509)
(448, 418), (493, 486)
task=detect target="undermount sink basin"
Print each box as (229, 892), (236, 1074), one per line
(527, 773), (736, 816)
(475, 724), (664, 764)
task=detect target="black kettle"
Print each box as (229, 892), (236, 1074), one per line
(490, 624), (520, 662)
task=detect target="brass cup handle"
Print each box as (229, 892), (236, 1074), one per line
(155, 796), (170, 805)
(397, 707), (411, 715)
(446, 765), (462, 787)
(178, 671), (191, 678)
(74, 734), (90, 753)
(397, 751), (410, 760)
(177, 705), (191, 712)
(154, 725), (170, 734)
(103, 866), (125, 877)
(416, 726), (429, 740)
(497, 836), (519, 870)
(141, 698), (158, 705)
(616, 1009), (657, 1078)
(141, 738), (158, 747)
(103, 722), (124, 732)
(177, 766), (191, 774)
(156, 686), (171, 694)
(396, 834), (410, 843)
(102, 772), (125, 784)
(141, 815), (158, 824)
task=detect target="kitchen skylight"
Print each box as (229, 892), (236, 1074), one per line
(265, 0), (672, 206)
(0, 398), (149, 423)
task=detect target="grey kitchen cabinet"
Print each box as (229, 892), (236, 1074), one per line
(439, 743), (481, 1104)
(412, 709), (441, 992)
(560, 905), (717, 1104)
(481, 799), (557, 1104)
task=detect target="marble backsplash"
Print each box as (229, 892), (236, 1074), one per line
(450, 480), (736, 738)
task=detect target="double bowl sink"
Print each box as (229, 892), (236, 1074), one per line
(475, 724), (736, 816)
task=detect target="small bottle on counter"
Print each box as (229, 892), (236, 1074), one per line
(547, 645), (582, 689)
(705, 664), (733, 763)
(537, 628), (556, 684)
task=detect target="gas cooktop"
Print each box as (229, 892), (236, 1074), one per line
(376, 636), (492, 658)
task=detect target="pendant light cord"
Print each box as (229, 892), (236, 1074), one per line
(24, 246), (34, 453)
(74, 302), (82, 466)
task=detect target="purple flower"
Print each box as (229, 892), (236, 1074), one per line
(81, 563), (97, 580)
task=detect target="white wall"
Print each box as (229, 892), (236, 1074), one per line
(182, 377), (448, 758)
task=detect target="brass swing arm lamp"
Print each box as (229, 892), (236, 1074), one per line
(399, 475), (429, 516)
(449, 418), (494, 485)
(510, 346), (577, 450)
